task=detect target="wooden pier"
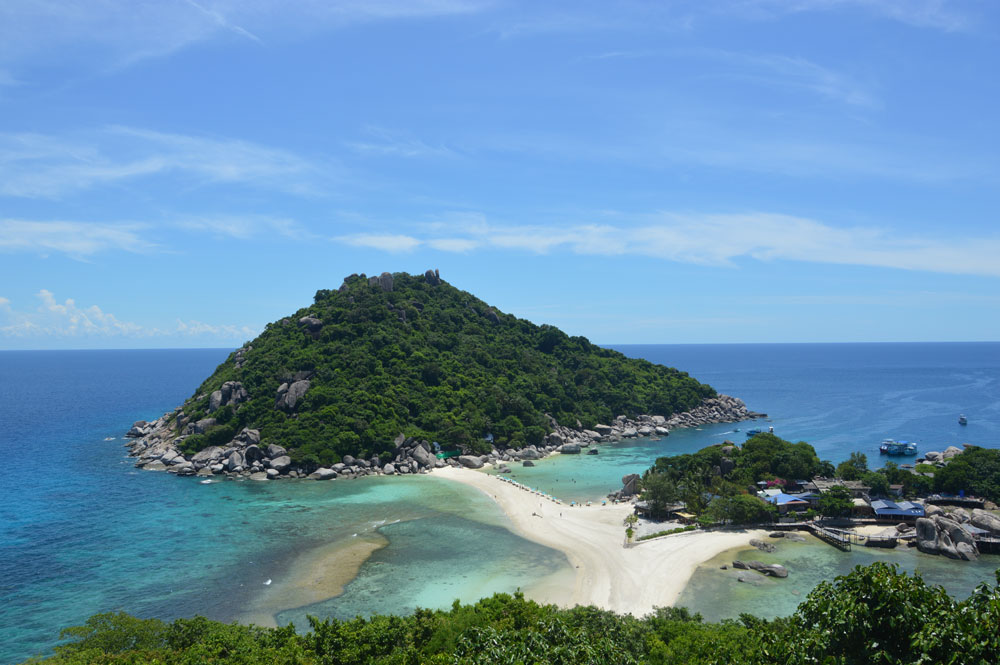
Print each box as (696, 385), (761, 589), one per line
(807, 524), (852, 551)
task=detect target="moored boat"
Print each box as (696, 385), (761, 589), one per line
(879, 439), (917, 455)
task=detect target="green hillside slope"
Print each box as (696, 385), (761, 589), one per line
(170, 270), (715, 466)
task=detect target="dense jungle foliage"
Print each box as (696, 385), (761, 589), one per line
(640, 433), (831, 518)
(26, 563), (1000, 665)
(174, 271), (715, 467)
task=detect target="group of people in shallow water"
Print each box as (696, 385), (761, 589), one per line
(492, 474), (607, 511)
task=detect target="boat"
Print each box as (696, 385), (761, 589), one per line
(745, 428), (763, 439)
(879, 439), (917, 455)
(959, 414), (968, 426)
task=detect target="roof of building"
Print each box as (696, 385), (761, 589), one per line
(764, 492), (810, 506)
(870, 499), (926, 517)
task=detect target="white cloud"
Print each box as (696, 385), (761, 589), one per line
(0, 290), (259, 341)
(176, 319), (257, 338)
(0, 128), (321, 198)
(338, 211), (1000, 278)
(426, 237), (481, 252)
(175, 215), (311, 240)
(338, 233), (423, 252)
(0, 219), (153, 256)
(0, 289), (148, 337)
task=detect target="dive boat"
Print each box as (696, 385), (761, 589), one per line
(879, 439), (917, 455)
(959, 414), (968, 426)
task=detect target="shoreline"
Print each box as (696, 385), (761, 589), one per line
(431, 466), (768, 615)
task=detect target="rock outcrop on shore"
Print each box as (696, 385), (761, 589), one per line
(915, 506), (981, 561)
(124, 393), (761, 483)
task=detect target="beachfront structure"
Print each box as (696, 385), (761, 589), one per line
(870, 499), (925, 521)
(762, 492), (811, 514)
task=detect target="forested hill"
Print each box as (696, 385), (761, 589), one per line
(165, 270), (715, 466)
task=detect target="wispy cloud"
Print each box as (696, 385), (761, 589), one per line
(335, 211), (1000, 278)
(347, 126), (455, 159)
(174, 318), (258, 338)
(175, 215), (313, 240)
(0, 290), (258, 340)
(744, 0), (972, 32)
(696, 49), (878, 108)
(0, 127), (321, 198)
(0, 219), (153, 257)
(0, 0), (494, 75)
(338, 233), (423, 252)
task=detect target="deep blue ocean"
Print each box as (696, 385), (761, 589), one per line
(2, 343), (999, 663)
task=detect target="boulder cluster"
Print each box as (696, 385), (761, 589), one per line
(914, 505), (1000, 561)
(732, 560), (789, 579)
(125, 394), (759, 484)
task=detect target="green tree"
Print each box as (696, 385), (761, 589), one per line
(642, 473), (679, 518)
(835, 451), (868, 481)
(818, 485), (854, 518)
(861, 470), (890, 497)
(705, 494), (775, 525)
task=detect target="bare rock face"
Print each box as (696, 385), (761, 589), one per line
(621, 473), (640, 496)
(424, 269), (441, 286)
(916, 516), (976, 560)
(942, 446), (964, 459)
(191, 446), (225, 463)
(208, 381), (248, 413)
(458, 455), (485, 469)
(410, 445), (434, 468)
(309, 468), (337, 480)
(275, 379), (310, 411)
(298, 316), (323, 332)
(970, 509), (1000, 536)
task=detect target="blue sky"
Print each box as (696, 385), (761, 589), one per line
(1, 0), (998, 349)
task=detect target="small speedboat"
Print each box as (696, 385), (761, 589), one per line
(959, 414), (968, 426)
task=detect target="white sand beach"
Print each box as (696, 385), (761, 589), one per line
(433, 465), (768, 617)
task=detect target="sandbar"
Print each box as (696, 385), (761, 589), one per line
(239, 534), (388, 627)
(432, 465), (768, 616)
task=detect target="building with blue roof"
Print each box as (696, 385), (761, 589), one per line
(762, 492), (811, 514)
(870, 499), (925, 520)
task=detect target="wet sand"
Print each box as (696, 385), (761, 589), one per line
(239, 534), (388, 627)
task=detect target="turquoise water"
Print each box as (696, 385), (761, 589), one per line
(487, 422), (748, 502)
(0, 351), (568, 664)
(677, 533), (1000, 622)
(3, 343), (1000, 663)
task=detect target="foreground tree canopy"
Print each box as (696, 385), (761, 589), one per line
(27, 563), (1000, 665)
(175, 271), (715, 466)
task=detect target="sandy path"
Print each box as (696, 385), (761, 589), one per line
(433, 466), (767, 616)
